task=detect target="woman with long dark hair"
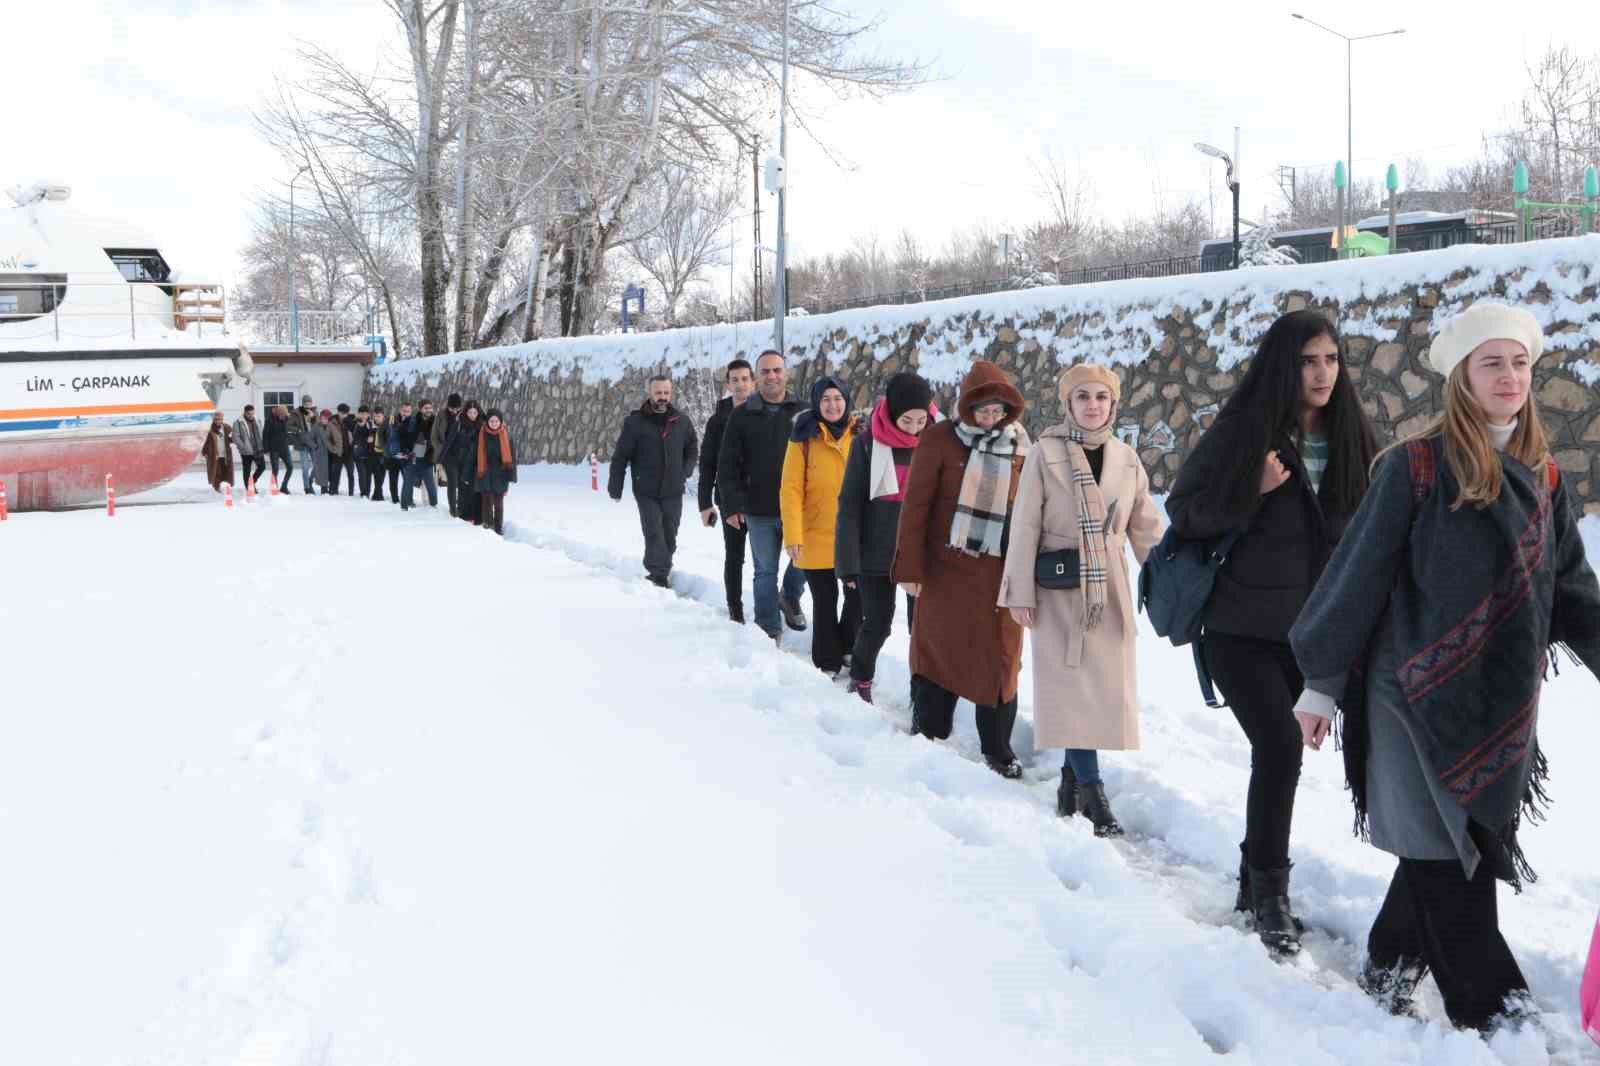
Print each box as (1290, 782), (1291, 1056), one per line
(1166, 308), (1378, 956)
(1291, 304), (1600, 1029)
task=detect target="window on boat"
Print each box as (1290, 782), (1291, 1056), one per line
(103, 248), (172, 285)
(0, 273), (68, 322)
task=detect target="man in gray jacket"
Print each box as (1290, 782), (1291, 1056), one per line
(233, 404), (265, 491)
(288, 395), (318, 494)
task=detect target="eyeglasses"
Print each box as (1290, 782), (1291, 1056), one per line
(973, 403), (1007, 416)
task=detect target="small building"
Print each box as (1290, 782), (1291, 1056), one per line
(215, 345), (375, 422)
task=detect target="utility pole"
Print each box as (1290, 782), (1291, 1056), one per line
(773, 0), (790, 354)
(1277, 165), (1297, 216)
(751, 134), (762, 320)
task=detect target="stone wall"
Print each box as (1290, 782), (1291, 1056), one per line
(366, 236), (1600, 513)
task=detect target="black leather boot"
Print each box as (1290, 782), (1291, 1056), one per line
(1074, 782), (1124, 838)
(1235, 842), (1250, 914)
(1247, 865), (1302, 957)
(1057, 761), (1078, 818)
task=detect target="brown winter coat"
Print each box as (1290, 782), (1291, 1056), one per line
(891, 361), (1028, 705)
(323, 418), (346, 458)
(998, 430), (1165, 750)
(202, 421), (234, 490)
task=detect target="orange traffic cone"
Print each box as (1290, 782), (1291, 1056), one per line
(246, 477), (257, 501)
(224, 483), (234, 508)
(270, 471), (280, 496)
(106, 474), (116, 517)
(0, 481), (8, 521)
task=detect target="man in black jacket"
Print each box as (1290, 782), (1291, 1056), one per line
(399, 400), (440, 510)
(609, 375), (699, 587)
(698, 359), (756, 621)
(717, 349), (808, 639)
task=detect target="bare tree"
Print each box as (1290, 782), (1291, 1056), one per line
(625, 167), (738, 326)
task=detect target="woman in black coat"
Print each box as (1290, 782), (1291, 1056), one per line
(834, 372), (935, 704)
(473, 409), (517, 535)
(263, 405), (294, 494)
(1166, 309), (1377, 957)
(449, 400), (484, 524)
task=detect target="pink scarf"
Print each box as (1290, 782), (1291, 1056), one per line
(868, 398), (937, 501)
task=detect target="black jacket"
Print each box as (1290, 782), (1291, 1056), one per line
(446, 416), (481, 468)
(833, 426), (912, 579)
(263, 413), (289, 452)
(609, 402), (699, 500)
(474, 429), (519, 495)
(697, 396), (736, 512)
(716, 393), (803, 518)
(349, 420), (376, 459)
(1167, 418), (1353, 642)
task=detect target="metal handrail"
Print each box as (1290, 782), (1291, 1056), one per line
(0, 280), (227, 343)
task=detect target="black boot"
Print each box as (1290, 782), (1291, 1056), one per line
(728, 603), (744, 625)
(1357, 956), (1427, 1019)
(779, 595), (808, 631)
(1247, 865), (1302, 957)
(1237, 843), (1305, 932)
(1057, 761), (1079, 818)
(1074, 782), (1124, 838)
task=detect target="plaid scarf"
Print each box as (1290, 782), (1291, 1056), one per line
(949, 421), (1029, 557)
(1058, 418), (1114, 629)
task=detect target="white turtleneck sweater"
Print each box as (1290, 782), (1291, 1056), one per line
(1294, 418), (1520, 725)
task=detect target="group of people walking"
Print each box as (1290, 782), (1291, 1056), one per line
(201, 393), (520, 533)
(606, 305), (1599, 1036)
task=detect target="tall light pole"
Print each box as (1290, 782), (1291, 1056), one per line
(773, 0), (790, 354)
(1291, 14), (1405, 244)
(1195, 138), (1240, 268)
(289, 164), (311, 352)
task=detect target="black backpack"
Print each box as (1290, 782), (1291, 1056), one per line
(1137, 525), (1242, 707)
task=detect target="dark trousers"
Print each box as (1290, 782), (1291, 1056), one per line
(849, 576), (914, 684)
(460, 483), (481, 523)
(238, 454), (266, 489)
(722, 519), (747, 615)
(445, 462), (465, 516)
(636, 495), (683, 580)
(342, 456), (356, 495)
(356, 454), (374, 497)
(802, 568), (862, 674)
(1203, 633), (1305, 871)
(1367, 858), (1529, 1030)
(481, 492), (505, 534)
(911, 675), (1018, 763)
(379, 459), (401, 502)
(269, 447), (293, 490)
(327, 455), (345, 494)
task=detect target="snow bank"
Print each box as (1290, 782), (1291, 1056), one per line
(370, 236), (1600, 388)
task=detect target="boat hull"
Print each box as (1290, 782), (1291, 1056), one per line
(0, 355), (231, 510)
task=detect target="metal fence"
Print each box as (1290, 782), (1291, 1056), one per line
(793, 216), (1592, 318)
(233, 310), (368, 348)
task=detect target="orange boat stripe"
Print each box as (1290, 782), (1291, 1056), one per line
(0, 400), (215, 420)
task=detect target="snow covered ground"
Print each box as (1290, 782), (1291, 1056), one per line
(2, 469), (1597, 1065)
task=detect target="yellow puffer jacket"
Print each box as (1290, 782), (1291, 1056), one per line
(779, 418), (857, 570)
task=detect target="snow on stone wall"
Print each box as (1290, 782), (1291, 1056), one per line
(366, 235), (1600, 509)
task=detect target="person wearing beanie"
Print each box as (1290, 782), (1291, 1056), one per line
(779, 375), (861, 675)
(473, 408), (518, 535)
(1167, 309), (1378, 958)
(1290, 302), (1600, 1029)
(892, 360), (1031, 780)
(834, 371), (937, 703)
(433, 393), (466, 515)
(290, 393), (319, 494)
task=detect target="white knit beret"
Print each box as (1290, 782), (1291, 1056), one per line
(1427, 302), (1544, 380)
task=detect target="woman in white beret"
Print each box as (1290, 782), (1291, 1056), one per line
(1290, 302), (1600, 1031)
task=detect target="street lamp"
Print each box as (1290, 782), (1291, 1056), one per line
(1195, 139), (1240, 268)
(1290, 14), (1405, 244)
(289, 164), (311, 352)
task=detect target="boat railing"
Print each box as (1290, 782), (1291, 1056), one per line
(0, 280), (227, 344)
(231, 310), (370, 349)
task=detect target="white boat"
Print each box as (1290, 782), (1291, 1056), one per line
(0, 182), (251, 510)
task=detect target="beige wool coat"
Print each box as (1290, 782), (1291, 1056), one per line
(998, 430), (1164, 751)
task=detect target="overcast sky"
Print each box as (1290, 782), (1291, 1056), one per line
(15, 0), (1593, 302)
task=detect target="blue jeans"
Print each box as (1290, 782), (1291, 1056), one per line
(401, 459), (438, 509)
(1064, 748), (1102, 784)
(745, 515), (806, 637)
(296, 448), (315, 493)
